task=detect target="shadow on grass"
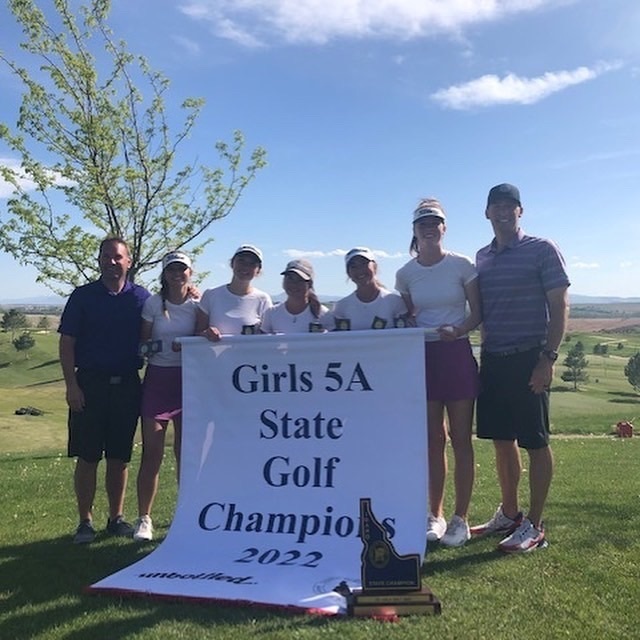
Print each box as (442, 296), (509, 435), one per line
(0, 535), (331, 639)
(29, 358), (60, 370)
(24, 377), (64, 387)
(607, 398), (640, 405)
(0, 361), (12, 368)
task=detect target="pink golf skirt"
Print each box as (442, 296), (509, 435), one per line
(425, 338), (479, 402)
(141, 365), (183, 420)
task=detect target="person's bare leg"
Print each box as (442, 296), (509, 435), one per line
(136, 417), (167, 516)
(446, 399), (475, 519)
(105, 458), (128, 520)
(427, 401), (446, 518)
(493, 439), (521, 518)
(74, 458), (98, 521)
(526, 445), (553, 527)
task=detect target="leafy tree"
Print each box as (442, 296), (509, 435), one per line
(0, 0), (266, 294)
(593, 343), (608, 355)
(13, 332), (36, 359)
(561, 341), (589, 390)
(1, 308), (28, 339)
(37, 316), (51, 331)
(624, 352), (640, 394)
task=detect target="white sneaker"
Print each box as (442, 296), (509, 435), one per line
(469, 504), (523, 537)
(133, 515), (154, 541)
(498, 518), (545, 553)
(440, 515), (470, 547)
(426, 513), (447, 542)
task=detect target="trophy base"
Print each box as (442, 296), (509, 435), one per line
(346, 586), (441, 618)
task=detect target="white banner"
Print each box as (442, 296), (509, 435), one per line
(90, 330), (428, 614)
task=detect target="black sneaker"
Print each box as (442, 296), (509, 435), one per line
(106, 515), (134, 537)
(73, 519), (96, 544)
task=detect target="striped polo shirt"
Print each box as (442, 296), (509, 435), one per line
(476, 229), (570, 353)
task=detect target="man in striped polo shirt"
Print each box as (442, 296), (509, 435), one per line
(471, 183), (570, 553)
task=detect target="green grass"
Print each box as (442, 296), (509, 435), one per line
(0, 439), (639, 639)
(3, 330), (640, 452)
(2, 328), (640, 638)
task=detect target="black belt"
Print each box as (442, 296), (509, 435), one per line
(482, 344), (542, 358)
(77, 369), (138, 384)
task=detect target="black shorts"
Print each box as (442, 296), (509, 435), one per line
(476, 347), (550, 450)
(68, 370), (141, 463)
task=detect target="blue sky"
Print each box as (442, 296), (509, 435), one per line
(1, 0), (639, 301)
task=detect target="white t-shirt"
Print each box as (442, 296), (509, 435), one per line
(395, 252), (477, 340)
(142, 294), (200, 366)
(261, 302), (331, 334)
(331, 288), (407, 331)
(199, 284), (273, 335)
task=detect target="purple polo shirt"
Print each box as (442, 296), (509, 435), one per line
(58, 279), (150, 374)
(476, 229), (570, 353)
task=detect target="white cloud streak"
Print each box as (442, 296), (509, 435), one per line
(179, 0), (560, 47)
(431, 62), (621, 110)
(0, 157), (74, 198)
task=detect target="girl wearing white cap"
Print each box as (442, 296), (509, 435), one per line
(196, 244), (272, 340)
(261, 259), (331, 333)
(135, 250), (200, 541)
(395, 198), (481, 548)
(332, 247), (406, 330)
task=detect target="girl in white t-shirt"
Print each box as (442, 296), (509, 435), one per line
(261, 259), (331, 333)
(196, 244), (273, 339)
(395, 199), (481, 549)
(332, 247), (407, 330)
(135, 251), (199, 541)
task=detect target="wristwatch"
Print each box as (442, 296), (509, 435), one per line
(542, 349), (559, 362)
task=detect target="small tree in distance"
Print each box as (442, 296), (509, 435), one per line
(561, 341), (589, 390)
(624, 352), (640, 394)
(2, 308), (28, 340)
(13, 332), (36, 359)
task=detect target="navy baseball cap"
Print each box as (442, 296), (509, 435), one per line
(487, 183), (521, 206)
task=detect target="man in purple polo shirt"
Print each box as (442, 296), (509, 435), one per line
(59, 237), (150, 544)
(471, 183), (569, 553)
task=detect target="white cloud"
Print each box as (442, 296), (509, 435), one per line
(571, 261), (600, 269)
(0, 157), (75, 198)
(619, 261), (633, 269)
(179, 0), (559, 47)
(171, 35), (202, 56)
(431, 62), (621, 110)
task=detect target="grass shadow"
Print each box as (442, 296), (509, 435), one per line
(29, 358), (60, 370)
(24, 377), (64, 387)
(0, 535), (305, 640)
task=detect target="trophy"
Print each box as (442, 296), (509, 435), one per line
(308, 322), (324, 333)
(138, 339), (162, 358)
(342, 498), (441, 618)
(371, 316), (387, 330)
(241, 324), (259, 335)
(335, 318), (351, 331)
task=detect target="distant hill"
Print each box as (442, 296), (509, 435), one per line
(570, 295), (640, 304)
(2, 292), (640, 307)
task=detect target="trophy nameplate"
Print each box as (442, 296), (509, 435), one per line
(308, 322), (324, 333)
(342, 498), (441, 618)
(335, 318), (351, 331)
(241, 324), (259, 335)
(371, 316), (387, 330)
